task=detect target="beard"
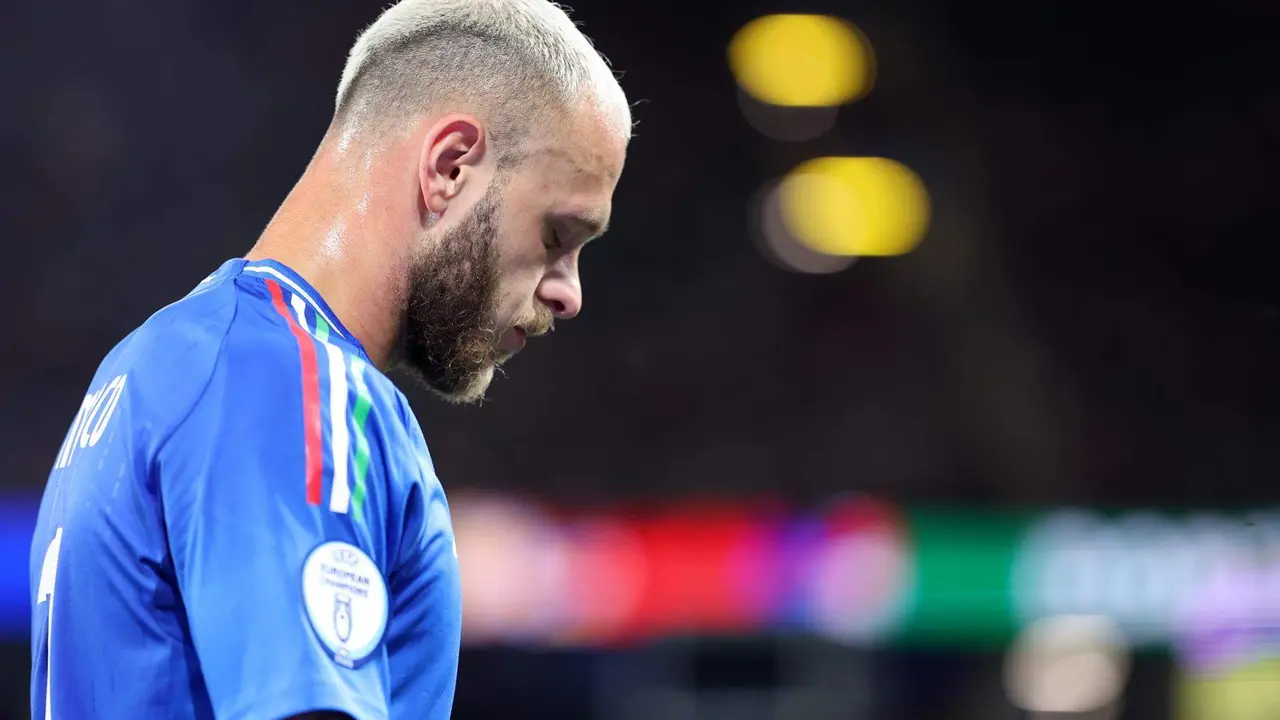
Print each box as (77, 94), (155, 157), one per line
(397, 187), (503, 405)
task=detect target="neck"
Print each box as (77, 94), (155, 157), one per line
(246, 135), (415, 368)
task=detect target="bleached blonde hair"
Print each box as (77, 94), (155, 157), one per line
(334, 0), (630, 163)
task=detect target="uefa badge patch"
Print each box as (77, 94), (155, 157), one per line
(301, 541), (389, 667)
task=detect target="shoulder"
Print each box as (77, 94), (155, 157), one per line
(116, 263), (327, 451)
(152, 269), (298, 376)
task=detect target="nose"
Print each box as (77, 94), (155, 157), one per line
(536, 271), (582, 320)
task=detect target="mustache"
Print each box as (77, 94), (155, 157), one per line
(517, 305), (556, 337)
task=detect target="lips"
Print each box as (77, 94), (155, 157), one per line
(498, 327), (526, 356)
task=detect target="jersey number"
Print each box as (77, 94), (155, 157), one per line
(37, 528), (62, 720)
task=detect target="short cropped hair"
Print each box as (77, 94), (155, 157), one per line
(334, 0), (630, 162)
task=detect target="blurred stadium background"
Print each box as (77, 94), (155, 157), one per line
(1, 0), (1277, 717)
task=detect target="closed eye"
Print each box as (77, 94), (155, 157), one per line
(543, 223), (563, 251)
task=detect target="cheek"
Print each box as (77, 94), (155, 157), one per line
(494, 238), (546, 308)
(491, 215), (551, 318)
(494, 268), (543, 324)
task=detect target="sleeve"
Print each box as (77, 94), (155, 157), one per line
(156, 331), (391, 720)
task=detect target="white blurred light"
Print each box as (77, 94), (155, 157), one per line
(750, 180), (858, 275)
(451, 494), (571, 643)
(1005, 614), (1131, 714)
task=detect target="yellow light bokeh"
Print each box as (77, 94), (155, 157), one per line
(728, 14), (874, 108)
(778, 157), (931, 257)
(1177, 660), (1280, 720)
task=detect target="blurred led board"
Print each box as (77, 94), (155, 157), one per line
(2, 495), (1278, 650)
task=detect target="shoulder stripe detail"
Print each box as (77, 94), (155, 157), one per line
(287, 291), (356, 517)
(289, 294), (309, 332)
(265, 279), (324, 506)
(315, 314), (331, 342)
(325, 343), (352, 515)
(243, 264), (344, 338)
(348, 357), (374, 518)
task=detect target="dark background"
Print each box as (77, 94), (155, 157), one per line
(1, 0), (1275, 717)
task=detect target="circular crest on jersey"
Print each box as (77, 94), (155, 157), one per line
(300, 541), (389, 668)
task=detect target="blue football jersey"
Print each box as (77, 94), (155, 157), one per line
(29, 258), (462, 720)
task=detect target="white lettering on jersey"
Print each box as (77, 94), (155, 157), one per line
(55, 374), (127, 470)
(37, 527), (62, 720)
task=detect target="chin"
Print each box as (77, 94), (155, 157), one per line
(426, 363), (496, 406)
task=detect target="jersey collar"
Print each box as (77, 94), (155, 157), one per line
(240, 259), (368, 358)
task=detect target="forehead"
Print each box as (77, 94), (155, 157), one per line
(507, 116), (626, 227)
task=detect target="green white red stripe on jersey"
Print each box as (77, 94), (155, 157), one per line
(262, 277), (372, 522)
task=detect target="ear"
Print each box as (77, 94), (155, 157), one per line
(419, 114), (488, 218)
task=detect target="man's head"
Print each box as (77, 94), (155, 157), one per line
(330, 0), (630, 403)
